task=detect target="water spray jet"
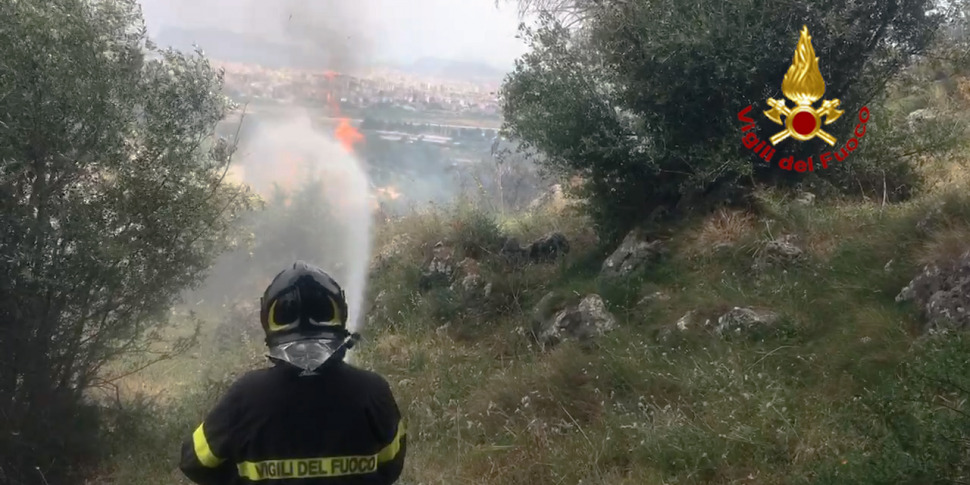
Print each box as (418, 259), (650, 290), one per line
(237, 108), (373, 338)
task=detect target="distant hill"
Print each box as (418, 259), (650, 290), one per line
(154, 27), (336, 70)
(153, 28), (507, 83)
(394, 57), (508, 83)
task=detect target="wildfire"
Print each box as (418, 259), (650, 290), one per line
(322, 70), (364, 153)
(335, 119), (364, 152)
(375, 185), (402, 200)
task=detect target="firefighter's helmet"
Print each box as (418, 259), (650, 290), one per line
(259, 261), (349, 348)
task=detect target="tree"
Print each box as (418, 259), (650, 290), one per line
(500, 0), (959, 242)
(0, 0), (254, 482)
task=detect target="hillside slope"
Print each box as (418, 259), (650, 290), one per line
(100, 183), (970, 485)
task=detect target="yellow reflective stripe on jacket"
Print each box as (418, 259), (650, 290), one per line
(236, 419), (405, 481)
(377, 419), (405, 463)
(193, 423), (225, 468)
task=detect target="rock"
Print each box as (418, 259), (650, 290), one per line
(528, 232), (569, 262)
(916, 202), (944, 233)
(456, 274), (480, 292)
(897, 249), (970, 333)
(676, 310), (698, 331)
(637, 291), (670, 307)
(601, 230), (665, 278)
(536, 294), (617, 348)
(457, 257), (480, 276)
(500, 233), (570, 265)
(533, 291), (561, 324)
(715, 307), (780, 335)
(657, 310), (708, 343)
(419, 241), (455, 290)
(907, 108), (937, 131)
(370, 233), (413, 275)
(499, 237), (529, 266)
(448, 257), (491, 299)
(795, 192), (815, 205)
(753, 234), (802, 271)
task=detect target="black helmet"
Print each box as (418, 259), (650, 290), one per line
(260, 261), (349, 348)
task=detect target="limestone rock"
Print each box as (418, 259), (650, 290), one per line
(897, 249), (970, 333)
(795, 192), (816, 206)
(753, 234), (802, 271)
(529, 232), (570, 262)
(536, 294), (617, 348)
(715, 307), (780, 335)
(419, 241), (455, 290)
(601, 230), (665, 277)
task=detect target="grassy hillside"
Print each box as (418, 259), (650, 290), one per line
(94, 168), (970, 484)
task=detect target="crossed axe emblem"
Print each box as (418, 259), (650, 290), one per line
(763, 98), (844, 146)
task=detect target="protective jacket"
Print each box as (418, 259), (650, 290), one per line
(179, 360), (406, 484)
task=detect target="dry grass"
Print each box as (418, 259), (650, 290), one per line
(682, 207), (758, 256)
(917, 223), (970, 267)
(102, 177), (970, 485)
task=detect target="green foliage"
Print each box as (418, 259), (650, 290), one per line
(501, 0), (963, 241)
(809, 333), (970, 484)
(101, 186), (970, 484)
(0, 0), (253, 482)
(449, 202), (505, 259)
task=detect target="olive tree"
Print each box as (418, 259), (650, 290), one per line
(0, 0), (254, 482)
(500, 0), (960, 241)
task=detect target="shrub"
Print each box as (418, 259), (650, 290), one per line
(809, 333), (970, 484)
(501, 0), (962, 242)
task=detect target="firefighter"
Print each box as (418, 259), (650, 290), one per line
(179, 261), (406, 484)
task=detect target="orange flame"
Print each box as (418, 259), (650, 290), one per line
(335, 119), (364, 152)
(321, 70), (364, 153)
(375, 185), (402, 200)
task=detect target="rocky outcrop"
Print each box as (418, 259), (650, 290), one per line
(658, 306), (781, 342)
(419, 241), (455, 290)
(907, 108), (937, 132)
(715, 307), (780, 335)
(601, 230), (665, 278)
(449, 257), (492, 298)
(370, 233), (413, 276)
(499, 237), (529, 265)
(752, 234), (802, 271)
(915, 201), (945, 234)
(535, 294), (617, 348)
(416, 241), (494, 299)
(637, 291), (670, 307)
(657, 310), (709, 343)
(529, 232), (570, 263)
(897, 250), (970, 333)
(500, 232), (570, 266)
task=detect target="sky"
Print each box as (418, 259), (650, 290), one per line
(136, 0), (532, 71)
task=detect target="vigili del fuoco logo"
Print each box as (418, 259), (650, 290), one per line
(737, 25), (871, 172)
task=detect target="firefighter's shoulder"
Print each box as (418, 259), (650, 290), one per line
(334, 362), (395, 395)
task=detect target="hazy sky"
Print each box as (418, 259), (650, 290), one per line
(137, 0), (531, 70)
